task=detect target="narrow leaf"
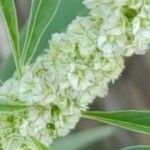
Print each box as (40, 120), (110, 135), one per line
(0, 11), (11, 58)
(0, 99), (26, 112)
(0, 55), (15, 82)
(21, 0), (61, 65)
(120, 145), (150, 150)
(0, 24), (27, 81)
(52, 126), (115, 150)
(30, 137), (49, 150)
(0, 0), (21, 74)
(82, 110), (150, 135)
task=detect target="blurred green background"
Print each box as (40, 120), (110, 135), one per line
(0, 0), (150, 150)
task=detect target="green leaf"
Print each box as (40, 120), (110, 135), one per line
(120, 145), (150, 150)
(21, 0), (61, 65)
(0, 0), (19, 52)
(52, 126), (115, 150)
(0, 99), (26, 113)
(82, 110), (150, 135)
(30, 137), (49, 150)
(0, 24), (27, 82)
(0, 0), (21, 75)
(0, 54), (15, 82)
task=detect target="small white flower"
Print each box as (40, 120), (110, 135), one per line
(131, 6), (150, 54)
(83, 0), (102, 9)
(3, 136), (36, 150)
(98, 11), (127, 56)
(68, 63), (93, 91)
(114, 0), (127, 7)
(0, 78), (19, 100)
(128, 0), (150, 9)
(67, 17), (99, 57)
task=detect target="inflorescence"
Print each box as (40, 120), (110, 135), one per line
(0, 0), (150, 149)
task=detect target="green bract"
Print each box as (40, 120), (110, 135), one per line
(0, 0), (150, 149)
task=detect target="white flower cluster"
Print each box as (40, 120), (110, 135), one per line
(0, 0), (150, 149)
(84, 0), (150, 56)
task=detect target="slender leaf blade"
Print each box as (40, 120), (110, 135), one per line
(0, 0), (19, 51)
(0, 99), (26, 112)
(52, 126), (115, 150)
(83, 110), (150, 135)
(0, 55), (15, 82)
(120, 145), (150, 150)
(0, 0), (21, 74)
(0, 23), (27, 82)
(21, 0), (61, 65)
